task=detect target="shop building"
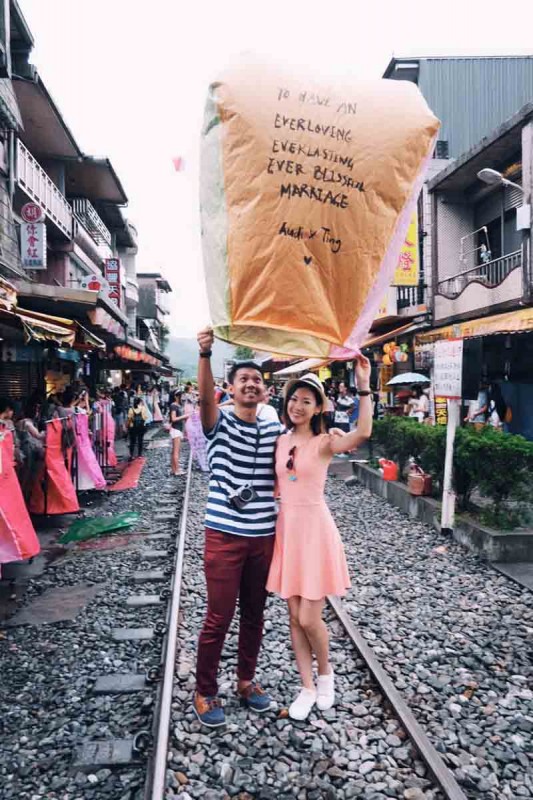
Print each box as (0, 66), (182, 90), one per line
(418, 104), (533, 438)
(0, 1), (170, 401)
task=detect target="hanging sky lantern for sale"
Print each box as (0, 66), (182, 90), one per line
(200, 58), (439, 358)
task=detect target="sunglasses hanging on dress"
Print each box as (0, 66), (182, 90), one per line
(286, 446), (297, 481)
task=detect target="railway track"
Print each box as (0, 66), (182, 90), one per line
(3, 449), (529, 799)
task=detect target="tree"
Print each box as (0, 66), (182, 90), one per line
(234, 345), (255, 360)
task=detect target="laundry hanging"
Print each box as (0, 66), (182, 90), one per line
(0, 428), (40, 568)
(29, 418), (79, 515)
(200, 58), (439, 357)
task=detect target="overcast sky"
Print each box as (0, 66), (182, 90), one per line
(20, 0), (533, 336)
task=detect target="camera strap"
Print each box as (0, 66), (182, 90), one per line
(212, 422), (260, 498)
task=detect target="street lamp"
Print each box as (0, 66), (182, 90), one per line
(477, 168), (530, 230)
(477, 167), (524, 193)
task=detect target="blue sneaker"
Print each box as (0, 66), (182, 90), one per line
(238, 681), (273, 713)
(193, 692), (225, 728)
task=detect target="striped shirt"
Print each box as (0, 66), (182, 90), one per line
(205, 410), (283, 537)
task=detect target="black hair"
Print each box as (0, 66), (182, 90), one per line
(62, 387), (75, 406)
(173, 389), (182, 402)
(133, 397), (143, 409)
(283, 381), (326, 436)
(228, 360), (264, 385)
(0, 396), (14, 414)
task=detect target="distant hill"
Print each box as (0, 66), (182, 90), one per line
(166, 337), (237, 380)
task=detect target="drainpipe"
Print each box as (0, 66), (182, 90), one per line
(521, 121), (533, 305)
(8, 131), (15, 202)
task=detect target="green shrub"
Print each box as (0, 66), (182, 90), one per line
(371, 417), (533, 524)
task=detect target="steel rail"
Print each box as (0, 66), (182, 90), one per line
(327, 595), (468, 800)
(145, 451), (193, 800)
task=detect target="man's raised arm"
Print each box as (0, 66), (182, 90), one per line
(197, 327), (219, 433)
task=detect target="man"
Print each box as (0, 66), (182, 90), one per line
(193, 327), (283, 727)
(333, 382), (354, 457)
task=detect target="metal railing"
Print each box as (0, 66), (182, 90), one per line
(397, 284), (425, 310)
(16, 140), (73, 238)
(437, 250), (522, 299)
(71, 198), (112, 246)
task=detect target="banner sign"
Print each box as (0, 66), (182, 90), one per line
(434, 339), (463, 399)
(392, 211), (419, 286)
(21, 222), (47, 269)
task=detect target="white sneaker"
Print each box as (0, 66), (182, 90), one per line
(316, 667), (335, 711)
(289, 687), (317, 721)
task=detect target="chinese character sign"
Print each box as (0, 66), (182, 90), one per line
(434, 339), (463, 399)
(104, 258), (122, 307)
(392, 212), (419, 287)
(21, 222), (47, 270)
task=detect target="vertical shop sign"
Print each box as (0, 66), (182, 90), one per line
(104, 258), (122, 306)
(392, 211), (419, 286)
(21, 222), (47, 269)
(434, 396), (448, 425)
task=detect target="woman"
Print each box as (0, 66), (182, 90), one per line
(408, 386), (429, 423)
(73, 391), (106, 491)
(16, 400), (45, 503)
(168, 390), (189, 475)
(126, 397), (149, 459)
(266, 358), (373, 721)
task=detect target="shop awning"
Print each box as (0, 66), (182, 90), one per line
(114, 344), (161, 367)
(0, 277), (17, 312)
(15, 307), (76, 346)
(274, 358), (329, 376)
(363, 322), (420, 348)
(76, 323), (106, 351)
(415, 308), (533, 345)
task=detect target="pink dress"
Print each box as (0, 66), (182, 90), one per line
(266, 433), (351, 601)
(75, 413), (106, 491)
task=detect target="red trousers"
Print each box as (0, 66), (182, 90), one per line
(195, 528), (274, 697)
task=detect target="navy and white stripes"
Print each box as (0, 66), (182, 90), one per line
(205, 410), (283, 537)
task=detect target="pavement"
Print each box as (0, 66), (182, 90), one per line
(492, 562), (533, 591)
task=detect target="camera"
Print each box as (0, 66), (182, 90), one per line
(228, 483), (258, 511)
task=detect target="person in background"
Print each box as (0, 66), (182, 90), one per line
(16, 399), (45, 502)
(112, 385), (128, 437)
(126, 397), (149, 460)
(408, 386), (429, 423)
(333, 382), (354, 457)
(324, 388), (335, 431)
(160, 384), (170, 415)
(169, 390), (190, 476)
(465, 383), (489, 430)
(58, 387), (77, 418)
(348, 387), (360, 430)
(0, 397), (23, 465)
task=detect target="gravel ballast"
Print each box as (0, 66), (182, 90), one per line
(1, 447), (531, 800)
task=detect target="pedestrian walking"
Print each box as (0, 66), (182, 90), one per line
(169, 390), (190, 476)
(126, 398), (148, 459)
(266, 359), (373, 721)
(192, 327), (283, 728)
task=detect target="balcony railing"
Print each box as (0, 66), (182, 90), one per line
(16, 140), (73, 238)
(397, 284), (425, 310)
(71, 198), (112, 246)
(437, 250), (522, 299)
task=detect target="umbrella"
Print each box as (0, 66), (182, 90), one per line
(387, 372), (430, 386)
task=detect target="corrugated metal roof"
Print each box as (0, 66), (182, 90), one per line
(418, 57), (533, 158)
